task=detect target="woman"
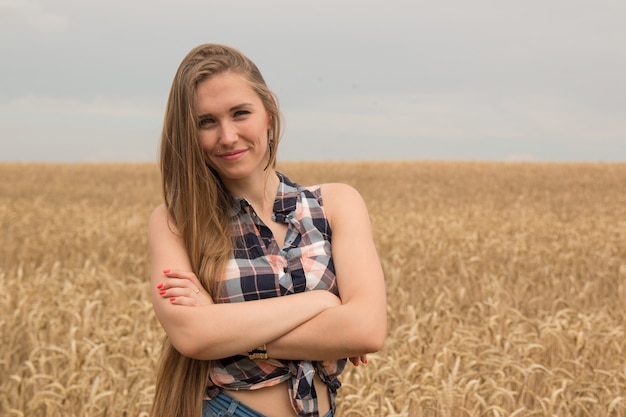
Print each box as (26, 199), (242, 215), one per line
(148, 44), (386, 417)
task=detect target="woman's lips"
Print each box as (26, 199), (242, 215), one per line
(219, 149), (247, 161)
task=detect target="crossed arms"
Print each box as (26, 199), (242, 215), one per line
(148, 183), (387, 362)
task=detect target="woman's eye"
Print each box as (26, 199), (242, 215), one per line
(234, 110), (250, 118)
(198, 117), (215, 128)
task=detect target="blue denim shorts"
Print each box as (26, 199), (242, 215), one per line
(203, 391), (333, 417)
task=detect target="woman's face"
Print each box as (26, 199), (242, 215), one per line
(195, 72), (272, 183)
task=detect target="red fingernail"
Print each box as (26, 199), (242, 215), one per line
(169, 297), (176, 302)
(156, 283), (163, 289)
(163, 269), (171, 274)
(159, 290), (166, 296)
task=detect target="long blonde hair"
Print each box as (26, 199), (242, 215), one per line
(151, 44), (282, 417)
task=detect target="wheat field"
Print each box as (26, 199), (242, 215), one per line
(1, 161), (625, 417)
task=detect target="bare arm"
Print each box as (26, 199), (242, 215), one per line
(265, 183), (387, 361)
(148, 204), (340, 360)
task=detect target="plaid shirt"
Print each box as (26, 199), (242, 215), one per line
(207, 172), (347, 417)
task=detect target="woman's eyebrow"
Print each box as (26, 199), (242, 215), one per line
(197, 103), (254, 118)
(229, 102), (254, 111)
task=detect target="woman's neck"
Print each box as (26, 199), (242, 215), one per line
(223, 169), (279, 212)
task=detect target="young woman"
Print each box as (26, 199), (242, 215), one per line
(148, 44), (386, 417)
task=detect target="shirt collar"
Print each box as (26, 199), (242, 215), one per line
(228, 171), (298, 219)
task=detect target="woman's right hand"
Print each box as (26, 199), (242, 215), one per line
(156, 268), (213, 306)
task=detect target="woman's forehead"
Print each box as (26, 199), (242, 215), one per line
(194, 73), (261, 113)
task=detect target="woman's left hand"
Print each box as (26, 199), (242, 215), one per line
(349, 355), (368, 366)
(156, 268), (213, 306)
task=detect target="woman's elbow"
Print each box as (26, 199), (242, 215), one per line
(368, 327), (387, 353)
(355, 320), (387, 353)
(166, 328), (216, 360)
(169, 336), (203, 359)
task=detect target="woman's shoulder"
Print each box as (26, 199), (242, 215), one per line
(149, 203), (168, 224)
(319, 183), (367, 220)
(148, 203), (180, 236)
(280, 173), (365, 214)
(320, 182), (362, 201)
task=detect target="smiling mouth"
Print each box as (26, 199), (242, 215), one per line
(219, 149), (247, 160)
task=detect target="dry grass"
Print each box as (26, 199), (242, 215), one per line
(1, 161), (625, 417)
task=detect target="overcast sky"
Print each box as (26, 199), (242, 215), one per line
(1, 0), (624, 162)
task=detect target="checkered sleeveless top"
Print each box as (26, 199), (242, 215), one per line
(206, 172), (347, 417)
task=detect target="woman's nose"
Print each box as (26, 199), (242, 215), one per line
(219, 121), (238, 144)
